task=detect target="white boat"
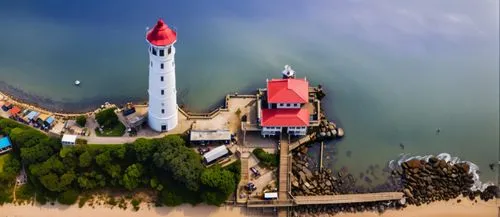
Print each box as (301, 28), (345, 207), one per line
(74, 80), (81, 86)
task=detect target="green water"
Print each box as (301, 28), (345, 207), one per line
(0, 1), (498, 183)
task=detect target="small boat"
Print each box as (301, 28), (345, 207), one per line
(74, 80), (81, 86)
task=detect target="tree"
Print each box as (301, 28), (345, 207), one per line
(104, 164), (121, 179)
(79, 151), (92, 168)
(95, 108), (119, 129)
(131, 138), (154, 162)
(200, 166), (235, 205)
(0, 154), (21, 182)
(122, 164), (144, 190)
(152, 136), (204, 191)
(76, 115), (87, 127)
(113, 146), (127, 159)
(95, 151), (112, 166)
(58, 189), (79, 205)
(77, 171), (106, 190)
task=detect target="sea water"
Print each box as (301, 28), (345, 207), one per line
(0, 1), (498, 183)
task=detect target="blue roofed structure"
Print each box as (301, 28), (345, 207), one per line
(0, 137), (13, 154)
(45, 116), (55, 125)
(25, 111), (39, 121)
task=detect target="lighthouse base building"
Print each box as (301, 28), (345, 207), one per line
(146, 19), (179, 132)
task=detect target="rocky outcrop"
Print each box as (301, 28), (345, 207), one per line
(316, 119), (344, 140)
(398, 157), (499, 206)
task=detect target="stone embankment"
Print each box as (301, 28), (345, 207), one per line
(396, 157), (499, 206)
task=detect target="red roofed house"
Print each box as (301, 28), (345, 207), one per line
(9, 106), (21, 117)
(260, 71), (310, 136)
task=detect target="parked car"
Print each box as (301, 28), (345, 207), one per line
(198, 146), (210, 155)
(250, 167), (261, 177)
(245, 182), (257, 191)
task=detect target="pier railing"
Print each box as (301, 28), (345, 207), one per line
(180, 94), (257, 120)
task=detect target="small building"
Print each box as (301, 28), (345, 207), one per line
(260, 76), (310, 137)
(0, 136), (13, 154)
(61, 134), (77, 146)
(24, 111), (39, 122)
(264, 192), (278, 200)
(203, 145), (229, 164)
(1, 102), (12, 111)
(37, 113), (50, 126)
(45, 116), (55, 127)
(9, 106), (21, 117)
(190, 130), (231, 145)
(49, 122), (65, 137)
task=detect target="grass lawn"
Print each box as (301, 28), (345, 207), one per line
(96, 122), (126, 137)
(0, 153), (11, 173)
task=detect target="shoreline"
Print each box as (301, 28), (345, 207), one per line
(0, 82), (151, 115)
(1, 197), (497, 217)
(0, 85), (232, 117)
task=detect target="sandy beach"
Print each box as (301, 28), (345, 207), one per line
(1, 198), (497, 217)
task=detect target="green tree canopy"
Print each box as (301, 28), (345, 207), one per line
(122, 163), (144, 190)
(95, 108), (119, 129)
(200, 166), (235, 205)
(79, 151), (92, 168)
(76, 115), (87, 127)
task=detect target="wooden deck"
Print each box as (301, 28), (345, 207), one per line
(294, 192), (404, 205)
(288, 133), (315, 151)
(278, 134), (290, 200)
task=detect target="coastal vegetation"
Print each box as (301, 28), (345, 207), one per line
(0, 117), (239, 207)
(252, 148), (279, 168)
(76, 115), (86, 127)
(94, 107), (125, 137)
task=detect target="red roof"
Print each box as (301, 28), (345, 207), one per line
(261, 108), (310, 127)
(9, 106), (21, 116)
(267, 78), (309, 103)
(146, 19), (177, 46)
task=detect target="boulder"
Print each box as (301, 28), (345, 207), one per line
(406, 159), (423, 169)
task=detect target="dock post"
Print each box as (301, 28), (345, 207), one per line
(319, 141), (324, 171)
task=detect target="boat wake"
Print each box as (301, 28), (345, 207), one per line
(388, 153), (493, 192)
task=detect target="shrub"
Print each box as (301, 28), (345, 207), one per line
(76, 116), (87, 127)
(95, 108), (119, 129)
(252, 148), (278, 168)
(76, 138), (88, 145)
(107, 196), (117, 206)
(131, 199), (141, 211)
(78, 195), (90, 208)
(35, 192), (47, 205)
(15, 184), (35, 201)
(57, 189), (79, 205)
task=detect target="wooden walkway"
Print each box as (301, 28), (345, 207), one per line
(288, 133), (315, 151)
(278, 133), (290, 200)
(294, 192), (404, 205)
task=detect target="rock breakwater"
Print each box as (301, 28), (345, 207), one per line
(395, 156), (499, 206)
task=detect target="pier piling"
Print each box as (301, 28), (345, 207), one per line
(319, 141), (324, 171)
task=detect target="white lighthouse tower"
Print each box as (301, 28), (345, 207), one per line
(145, 19), (178, 132)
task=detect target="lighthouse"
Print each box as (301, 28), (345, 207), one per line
(145, 19), (178, 132)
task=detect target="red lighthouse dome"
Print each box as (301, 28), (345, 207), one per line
(146, 19), (177, 46)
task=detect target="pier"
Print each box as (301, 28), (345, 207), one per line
(319, 141), (324, 171)
(246, 132), (404, 216)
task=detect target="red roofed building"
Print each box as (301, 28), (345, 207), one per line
(259, 68), (311, 137)
(9, 106), (21, 117)
(267, 78), (309, 104)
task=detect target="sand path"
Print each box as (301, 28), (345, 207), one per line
(1, 197), (497, 217)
